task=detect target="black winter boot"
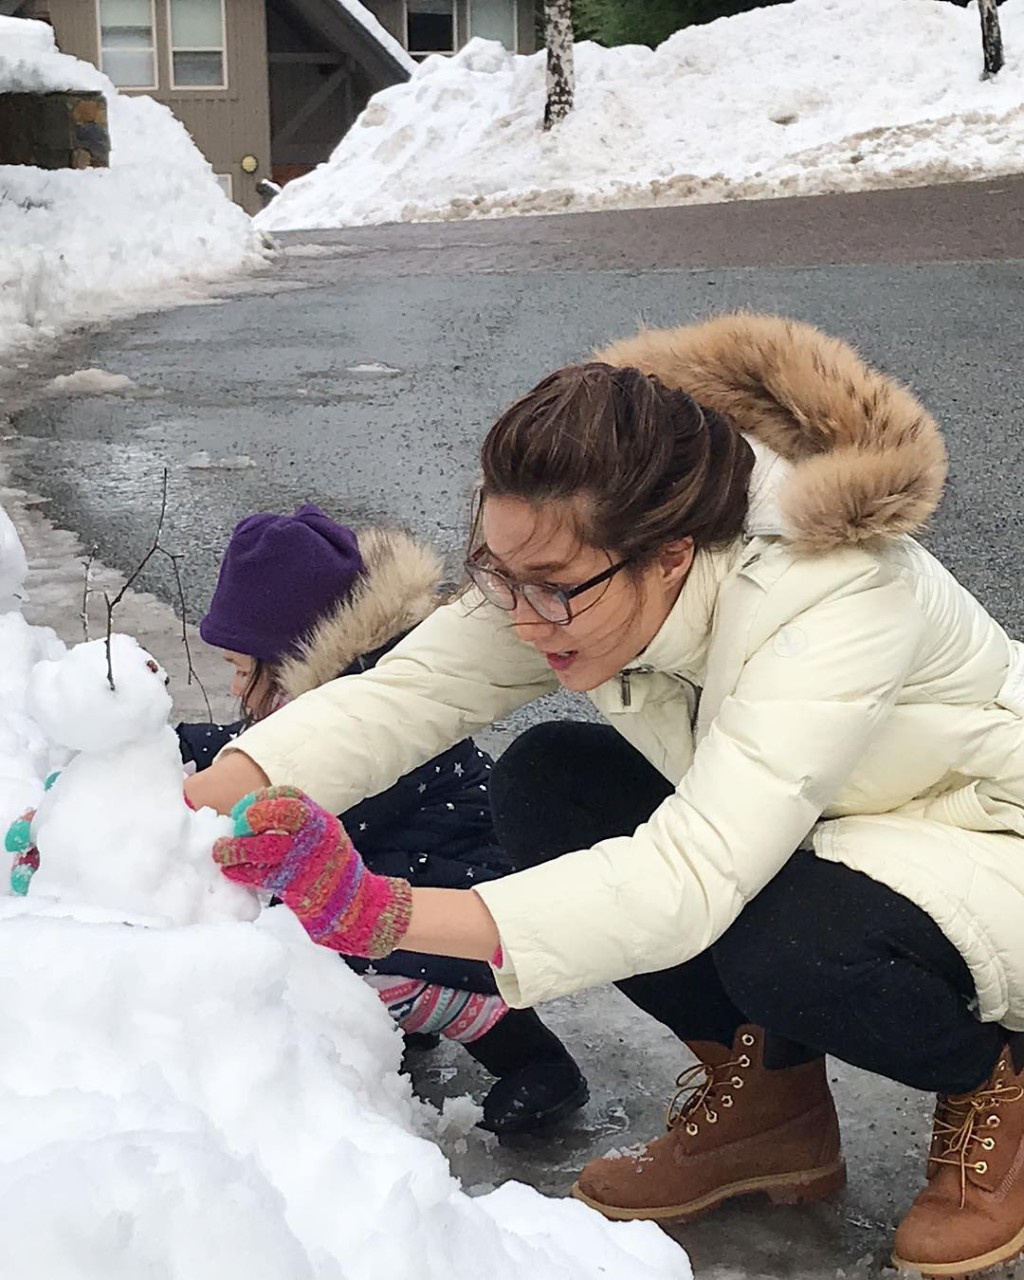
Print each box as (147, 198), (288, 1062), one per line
(463, 1008), (588, 1135)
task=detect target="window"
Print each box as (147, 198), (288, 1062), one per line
(169, 0), (226, 88)
(468, 0), (516, 49)
(98, 0), (156, 89)
(406, 0), (455, 57)
(214, 173), (232, 199)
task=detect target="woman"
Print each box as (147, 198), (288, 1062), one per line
(189, 313), (1024, 1278)
(178, 509), (587, 1135)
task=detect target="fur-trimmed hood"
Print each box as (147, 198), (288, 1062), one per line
(277, 528), (444, 700)
(597, 313), (948, 554)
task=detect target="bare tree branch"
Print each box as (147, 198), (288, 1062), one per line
(80, 545), (96, 641)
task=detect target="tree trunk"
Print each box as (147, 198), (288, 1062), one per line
(543, 0), (575, 131)
(978, 0), (1004, 77)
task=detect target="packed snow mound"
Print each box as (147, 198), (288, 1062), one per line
(256, 0), (1024, 230)
(0, 905), (692, 1280)
(0, 18), (266, 373)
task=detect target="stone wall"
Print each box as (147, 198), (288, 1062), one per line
(0, 90), (109, 169)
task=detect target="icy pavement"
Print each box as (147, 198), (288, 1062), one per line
(2, 473), (1012, 1280)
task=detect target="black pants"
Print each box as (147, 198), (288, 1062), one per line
(490, 722), (1005, 1095)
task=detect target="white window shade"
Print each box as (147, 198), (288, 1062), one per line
(169, 0), (225, 88)
(99, 0), (155, 88)
(469, 0), (515, 48)
(169, 0), (223, 48)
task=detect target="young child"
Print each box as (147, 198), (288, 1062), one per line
(178, 504), (587, 1135)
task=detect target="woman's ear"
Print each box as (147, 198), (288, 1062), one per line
(657, 537), (695, 587)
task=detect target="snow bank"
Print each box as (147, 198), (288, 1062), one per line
(0, 508), (692, 1280)
(0, 18), (266, 373)
(256, 0), (1024, 230)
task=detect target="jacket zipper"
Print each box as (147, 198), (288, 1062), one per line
(620, 671), (632, 708)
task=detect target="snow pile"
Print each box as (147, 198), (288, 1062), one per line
(0, 510), (692, 1279)
(257, 0), (1024, 230)
(0, 17), (266, 373)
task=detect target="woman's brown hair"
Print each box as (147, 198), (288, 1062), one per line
(473, 363), (754, 567)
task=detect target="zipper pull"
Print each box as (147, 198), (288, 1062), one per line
(620, 671), (632, 708)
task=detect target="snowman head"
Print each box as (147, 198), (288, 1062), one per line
(28, 634), (173, 752)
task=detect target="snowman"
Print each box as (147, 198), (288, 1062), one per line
(5, 632), (258, 925)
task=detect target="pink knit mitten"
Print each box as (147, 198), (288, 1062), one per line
(213, 786), (413, 959)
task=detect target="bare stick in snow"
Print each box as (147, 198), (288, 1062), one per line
(167, 550), (213, 722)
(978, 0), (1004, 77)
(100, 468), (212, 709)
(105, 469), (171, 689)
(80, 546), (97, 641)
(543, 0), (575, 130)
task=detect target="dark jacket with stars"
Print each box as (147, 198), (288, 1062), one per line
(178, 528), (512, 993)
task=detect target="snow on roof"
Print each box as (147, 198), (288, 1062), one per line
(330, 0), (417, 75)
(255, 0), (1024, 231)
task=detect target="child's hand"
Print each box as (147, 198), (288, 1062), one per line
(213, 786), (413, 959)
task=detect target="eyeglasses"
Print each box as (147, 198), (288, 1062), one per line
(465, 547), (631, 625)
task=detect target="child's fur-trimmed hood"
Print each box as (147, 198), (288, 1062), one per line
(597, 313), (948, 554)
(277, 528), (443, 699)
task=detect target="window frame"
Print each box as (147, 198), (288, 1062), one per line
(167, 0), (229, 92)
(95, 0), (159, 92)
(467, 0), (517, 50)
(403, 0), (457, 58)
(214, 172), (233, 200)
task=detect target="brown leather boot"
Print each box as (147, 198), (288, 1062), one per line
(570, 1025), (845, 1221)
(893, 1045), (1024, 1276)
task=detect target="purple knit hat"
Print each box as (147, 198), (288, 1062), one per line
(200, 505), (365, 663)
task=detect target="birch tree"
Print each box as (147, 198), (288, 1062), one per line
(543, 0), (575, 130)
(977, 0), (1004, 77)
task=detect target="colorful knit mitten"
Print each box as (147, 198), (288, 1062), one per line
(363, 974), (509, 1044)
(5, 771), (60, 896)
(213, 786), (413, 960)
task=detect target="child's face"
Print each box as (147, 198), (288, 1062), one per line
(222, 651), (265, 709)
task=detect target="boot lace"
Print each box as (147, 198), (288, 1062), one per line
(665, 1036), (754, 1136)
(931, 1060), (1024, 1207)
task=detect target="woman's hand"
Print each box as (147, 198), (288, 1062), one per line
(213, 786), (413, 959)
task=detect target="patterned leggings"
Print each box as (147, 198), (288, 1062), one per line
(363, 973), (508, 1044)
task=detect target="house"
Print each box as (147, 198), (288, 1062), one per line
(3, 0), (536, 214)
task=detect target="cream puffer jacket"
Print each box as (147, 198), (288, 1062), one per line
(229, 315), (1024, 1029)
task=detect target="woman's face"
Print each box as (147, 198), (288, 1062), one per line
(479, 496), (693, 693)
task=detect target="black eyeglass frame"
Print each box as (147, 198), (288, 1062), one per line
(465, 547), (632, 625)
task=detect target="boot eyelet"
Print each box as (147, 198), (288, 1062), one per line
(685, 1122), (699, 1136)
(706, 1111), (718, 1124)
(732, 1077), (744, 1089)
(741, 1034), (755, 1047)
(974, 1161), (988, 1174)
(988, 1116), (1001, 1127)
(982, 1137), (996, 1150)
(721, 1095), (734, 1108)
(738, 1055), (751, 1068)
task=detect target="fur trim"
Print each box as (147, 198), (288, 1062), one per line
(277, 528), (444, 699)
(596, 313), (948, 553)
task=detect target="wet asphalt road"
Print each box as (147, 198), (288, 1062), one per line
(4, 177), (1024, 648)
